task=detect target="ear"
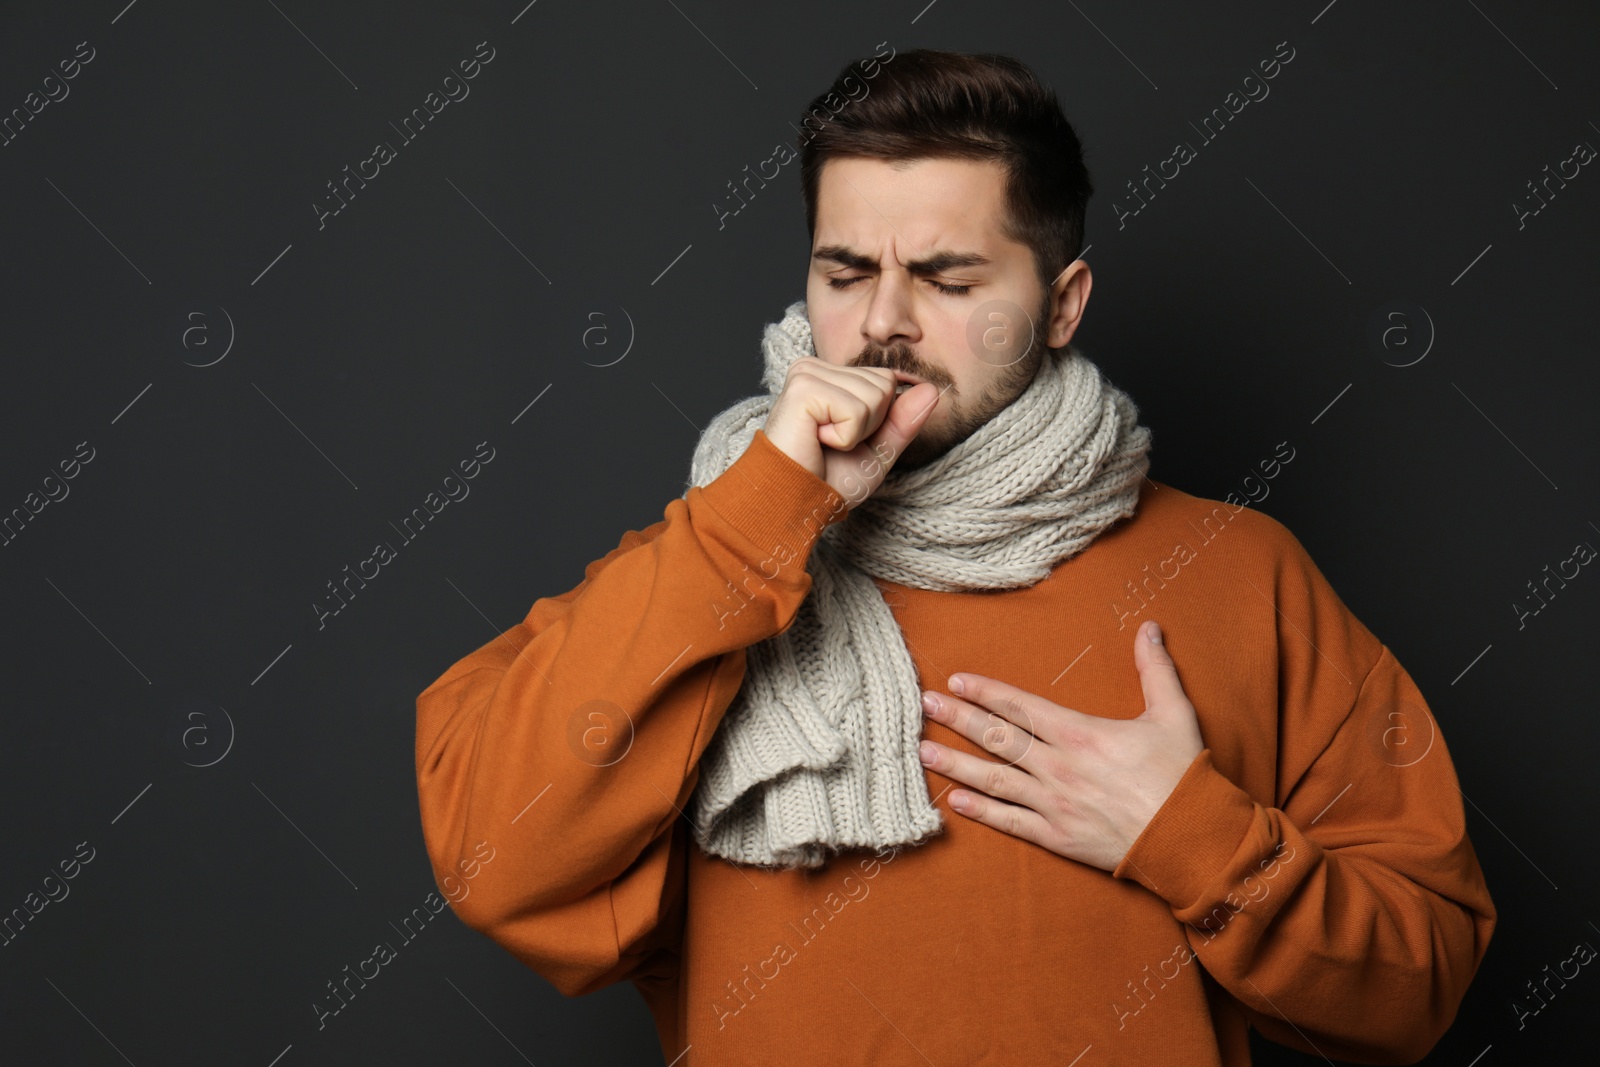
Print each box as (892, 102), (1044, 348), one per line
(1044, 259), (1091, 348)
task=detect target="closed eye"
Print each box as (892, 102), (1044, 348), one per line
(827, 276), (971, 296)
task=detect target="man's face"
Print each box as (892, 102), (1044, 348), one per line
(805, 155), (1090, 471)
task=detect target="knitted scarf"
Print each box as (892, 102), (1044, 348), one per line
(683, 299), (1152, 869)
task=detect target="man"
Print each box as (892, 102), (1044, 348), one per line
(415, 48), (1495, 1065)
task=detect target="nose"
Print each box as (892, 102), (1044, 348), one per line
(861, 268), (920, 350)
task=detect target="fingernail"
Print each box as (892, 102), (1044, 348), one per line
(1148, 621), (1162, 645)
(921, 691), (939, 715)
(949, 675), (965, 695)
(919, 740), (936, 765)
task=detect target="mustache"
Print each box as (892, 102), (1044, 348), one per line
(848, 345), (950, 388)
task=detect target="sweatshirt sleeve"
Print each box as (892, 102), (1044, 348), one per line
(1111, 514), (1498, 1064)
(414, 428), (848, 998)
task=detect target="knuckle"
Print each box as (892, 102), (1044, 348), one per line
(1050, 788), (1077, 817)
(980, 716), (1012, 753)
(984, 764), (1012, 797)
(1063, 729), (1096, 755)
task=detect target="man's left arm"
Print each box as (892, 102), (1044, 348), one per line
(1103, 515), (1499, 1064)
(1109, 638), (1497, 1063)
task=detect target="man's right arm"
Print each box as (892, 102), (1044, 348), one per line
(413, 428), (848, 997)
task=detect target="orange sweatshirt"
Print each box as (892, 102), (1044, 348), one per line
(415, 428), (1496, 1066)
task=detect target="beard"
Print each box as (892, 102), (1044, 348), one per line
(847, 293), (1053, 472)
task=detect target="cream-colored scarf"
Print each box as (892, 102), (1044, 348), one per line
(684, 299), (1152, 868)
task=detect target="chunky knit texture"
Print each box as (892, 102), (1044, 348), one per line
(683, 299), (1153, 868)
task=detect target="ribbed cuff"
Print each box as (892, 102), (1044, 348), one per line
(694, 429), (850, 571)
(1111, 748), (1259, 911)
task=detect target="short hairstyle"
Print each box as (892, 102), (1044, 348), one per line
(797, 48), (1094, 294)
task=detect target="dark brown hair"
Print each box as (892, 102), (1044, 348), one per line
(797, 48), (1093, 294)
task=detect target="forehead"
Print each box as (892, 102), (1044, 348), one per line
(813, 156), (1013, 257)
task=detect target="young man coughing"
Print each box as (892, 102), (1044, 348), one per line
(416, 48), (1495, 1066)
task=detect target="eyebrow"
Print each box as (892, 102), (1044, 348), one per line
(811, 244), (992, 274)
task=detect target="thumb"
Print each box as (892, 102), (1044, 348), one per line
(1134, 620), (1189, 715)
(864, 382), (939, 472)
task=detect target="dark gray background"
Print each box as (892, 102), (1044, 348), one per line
(2, 0), (1596, 1063)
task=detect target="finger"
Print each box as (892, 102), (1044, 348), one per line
(1134, 620), (1187, 713)
(789, 360), (937, 459)
(790, 359), (901, 418)
(798, 359), (900, 405)
(923, 688), (1039, 769)
(788, 374), (886, 451)
(943, 673), (1077, 748)
(863, 381), (942, 470)
(946, 784), (1057, 850)
(919, 738), (1041, 807)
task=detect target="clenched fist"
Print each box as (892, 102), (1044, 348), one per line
(762, 357), (940, 502)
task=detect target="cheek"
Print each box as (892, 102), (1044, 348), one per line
(805, 311), (850, 362)
(813, 334), (848, 365)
